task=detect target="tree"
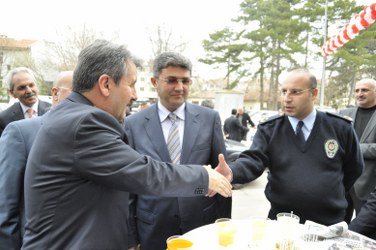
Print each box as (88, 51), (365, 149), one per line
(44, 25), (103, 71)
(148, 25), (187, 58)
(199, 27), (245, 89)
(236, 0), (305, 109)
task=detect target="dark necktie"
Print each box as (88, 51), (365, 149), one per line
(296, 121), (305, 145)
(167, 113), (181, 164)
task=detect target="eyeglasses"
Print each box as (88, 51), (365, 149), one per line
(280, 88), (312, 96)
(159, 76), (192, 85)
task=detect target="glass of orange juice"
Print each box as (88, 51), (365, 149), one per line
(166, 235), (193, 250)
(215, 218), (237, 246)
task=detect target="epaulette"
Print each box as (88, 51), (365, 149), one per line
(326, 112), (353, 123)
(258, 113), (284, 125)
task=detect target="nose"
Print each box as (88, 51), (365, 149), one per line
(174, 81), (184, 91)
(25, 86), (32, 93)
(131, 86), (138, 100)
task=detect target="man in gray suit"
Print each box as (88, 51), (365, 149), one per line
(340, 78), (376, 219)
(22, 40), (231, 250)
(0, 71), (73, 250)
(125, 52), (230, 250)
(0, 67), (51, 137)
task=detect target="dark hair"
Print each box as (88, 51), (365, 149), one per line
(231, 109), (237, 115)
(73, 39), (139, 93)
(152, 52), (192, 77)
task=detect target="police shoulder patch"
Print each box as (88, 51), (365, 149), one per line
(258, 113), (284, 125)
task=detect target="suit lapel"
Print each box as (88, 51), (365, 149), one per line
(360, 109), (376, 142)
(180, 104), (199, 164)
(11, 103), (24, 120)
(144, 105), (171, 162)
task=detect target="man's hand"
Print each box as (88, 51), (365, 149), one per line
(204, 165), (232, 198)
(215, 153), (232, 182)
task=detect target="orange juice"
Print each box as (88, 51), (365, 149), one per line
(216, 220), (236, 246)
(167, 238), (193, 250)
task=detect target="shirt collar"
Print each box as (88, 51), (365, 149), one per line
(20, 100), (39, 114)
(157, 100), (186, 122)
(288, 109), (316, 132)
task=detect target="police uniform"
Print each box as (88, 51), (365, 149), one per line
(230, 111), (363, 225)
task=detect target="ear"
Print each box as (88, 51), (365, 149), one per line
(150, 77), (158, 88)
(51, 87), (59, 102)
(97, 74), (111, 97)
(312, 88), (319, 99)
(9, 89), (15, 98)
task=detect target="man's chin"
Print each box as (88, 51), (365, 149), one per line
(22, 98), (37, 107)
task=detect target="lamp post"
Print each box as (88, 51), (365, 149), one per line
(320, 0), (328, 107)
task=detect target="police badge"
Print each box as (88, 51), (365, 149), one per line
(325, 139), (339, 158)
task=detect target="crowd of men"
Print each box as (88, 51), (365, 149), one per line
(0, 39), (375, 249)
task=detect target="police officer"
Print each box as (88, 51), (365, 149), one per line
(217, 68), (363, 226)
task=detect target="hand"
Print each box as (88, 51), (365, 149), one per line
(128, 244), (140, 250)
(215, 153), (232, 182)
(204, 164), (232, 198)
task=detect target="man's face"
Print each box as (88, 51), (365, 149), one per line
(110, 61), (138, 121)
(10, 72), (39, 107)
(151, 66), (191, 112)
(281, 72), (317, 120)
(355, 81), (376, 108)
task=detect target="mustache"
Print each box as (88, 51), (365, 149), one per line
(25, 93), (36, 98)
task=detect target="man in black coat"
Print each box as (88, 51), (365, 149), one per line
(0, 67), (51, 136)
(224, 108), (249, 142)
(236, 106), (255, 140)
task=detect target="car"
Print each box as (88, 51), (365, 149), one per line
(225, 139), (249, 163)
(224, 138), (250, 190)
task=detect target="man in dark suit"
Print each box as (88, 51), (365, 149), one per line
(125, 52), (230, 250)
(349, 188), (376, 240)
(237, 106), (255, 140)
(224, 108), (249, 142)
(0, 67), (51, 136)
(340, 78), (376, 220)
(22, 40), (231, 250)
(0, 71), (73, 250)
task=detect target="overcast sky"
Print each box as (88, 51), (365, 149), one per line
(0, 0), (374, 79)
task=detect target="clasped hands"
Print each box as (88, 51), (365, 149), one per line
(204, 153), (233, 198)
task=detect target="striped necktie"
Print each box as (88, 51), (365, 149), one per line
(167, 113), (181, 164)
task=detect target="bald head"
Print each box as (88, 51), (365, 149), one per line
(51, 71), (73, 106)
(355, 78), (376, 108)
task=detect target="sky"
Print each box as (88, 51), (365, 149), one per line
(0, 0), (375, 79)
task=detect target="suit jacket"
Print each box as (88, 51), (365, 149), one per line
(0, 115), (46, 250)
(0, 100), (51, 137)
(223, 115), (248, 142)
(340, 107), (376, 200)
(22, 92), (209, 250)
(124, 103), (230, 250)
(349, 188), (376, 239)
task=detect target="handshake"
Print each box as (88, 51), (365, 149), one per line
(204, 153), (233, 198)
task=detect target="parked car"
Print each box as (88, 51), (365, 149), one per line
(224, 139), (249, 190)
(225, 139), (249, 163)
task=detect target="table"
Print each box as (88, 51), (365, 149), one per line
(183, 219), (376, 249)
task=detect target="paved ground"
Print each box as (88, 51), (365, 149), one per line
(231, 170), (270, 219)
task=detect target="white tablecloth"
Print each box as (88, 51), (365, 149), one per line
(182, 219), (376, 249)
